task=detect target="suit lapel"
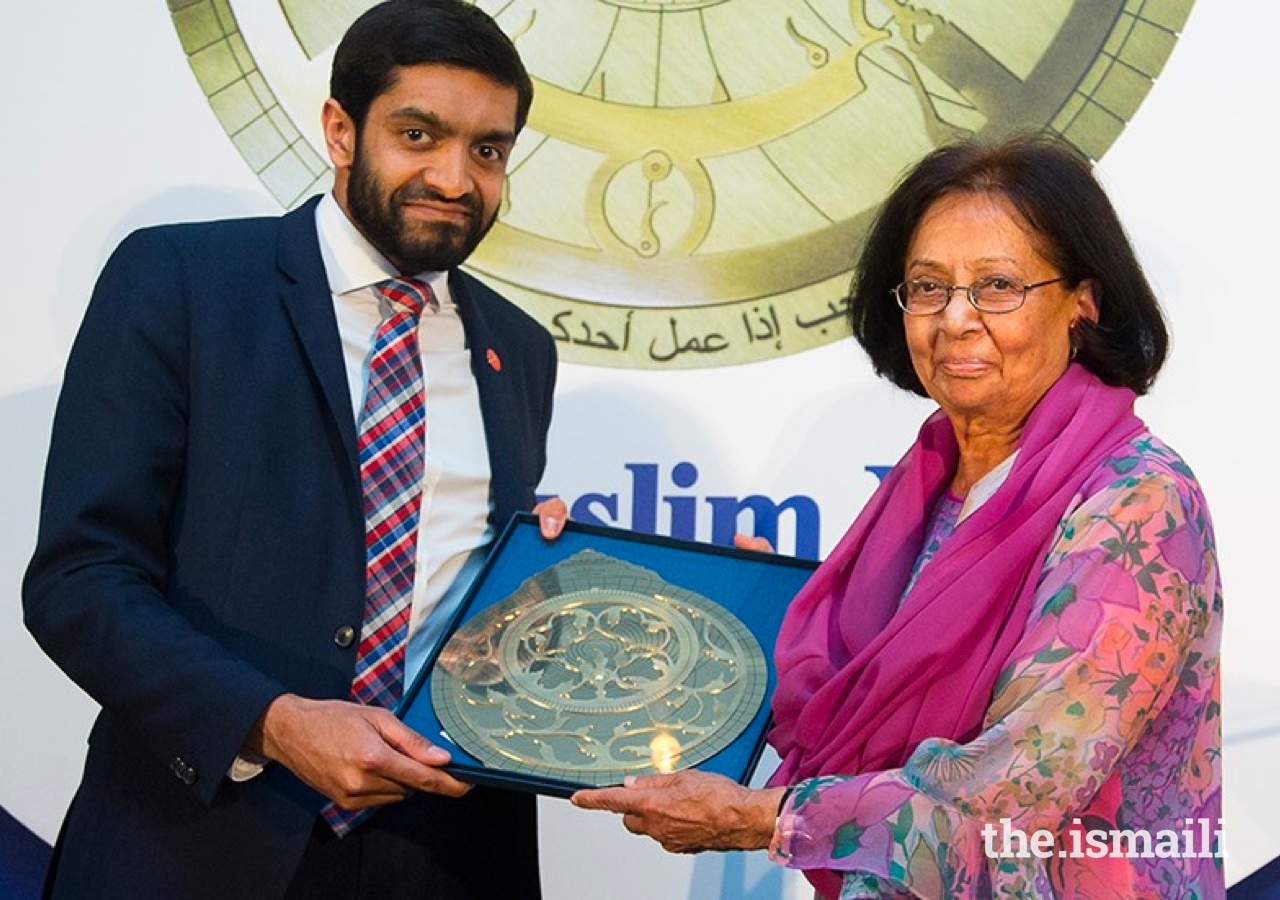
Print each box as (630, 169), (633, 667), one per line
(276, 197), (360, 474)
(271, 215), (526, 524)
(451, 272), (523, 527)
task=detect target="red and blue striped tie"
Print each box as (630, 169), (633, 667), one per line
(324, 276), (431, 836)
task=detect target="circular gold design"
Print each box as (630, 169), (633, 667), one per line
(496, 592), (704, 714)
(169, 0), (1195, 368)
(430, 550), (767, 785)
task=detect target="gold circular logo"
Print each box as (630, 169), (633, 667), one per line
(170, 1), (1193, 368)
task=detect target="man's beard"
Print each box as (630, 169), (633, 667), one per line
(346, 146), (498, 274)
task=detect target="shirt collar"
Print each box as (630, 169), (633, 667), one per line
(315, 192), (454, 308)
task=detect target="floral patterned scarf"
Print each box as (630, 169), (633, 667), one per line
(767, 364), (1144, 897)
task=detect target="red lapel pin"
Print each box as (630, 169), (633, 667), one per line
(486, 348), (502, 372)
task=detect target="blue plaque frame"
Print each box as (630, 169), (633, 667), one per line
(398, 513), (818, 798)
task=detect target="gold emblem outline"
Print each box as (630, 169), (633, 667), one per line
(168, 0), (1195, 369)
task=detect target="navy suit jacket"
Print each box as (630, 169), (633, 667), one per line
(23, 197), (556, 899)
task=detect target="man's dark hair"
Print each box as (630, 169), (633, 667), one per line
(331, 0), (534, 132)
(848, 131), (1168, 396)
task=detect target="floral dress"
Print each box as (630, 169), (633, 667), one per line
(769, 434), (1223, 899)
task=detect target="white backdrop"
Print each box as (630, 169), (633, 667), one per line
(1, 1), (1276, 895)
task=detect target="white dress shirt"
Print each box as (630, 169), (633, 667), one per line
(315, 193), (493, 685)
(230, 195), (493, 782)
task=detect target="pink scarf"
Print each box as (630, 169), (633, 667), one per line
(767, 364), (1144, 897)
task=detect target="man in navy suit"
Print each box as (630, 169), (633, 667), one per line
(23, 2), (564, 897)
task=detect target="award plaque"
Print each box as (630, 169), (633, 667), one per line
(398, 513), (818, 797)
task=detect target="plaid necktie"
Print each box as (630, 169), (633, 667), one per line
(323, 276), (432, 836)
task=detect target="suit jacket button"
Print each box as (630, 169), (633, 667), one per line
(170, 757), (198, 786)
(334, 625), (356, 648)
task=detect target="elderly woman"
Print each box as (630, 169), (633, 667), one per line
(572, 133), (1223, 899)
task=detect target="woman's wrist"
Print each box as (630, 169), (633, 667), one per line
(752, 785), (791, 846)
(775, 783), (797, 816)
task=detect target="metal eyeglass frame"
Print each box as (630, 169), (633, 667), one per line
(892, 275), (1070, 315)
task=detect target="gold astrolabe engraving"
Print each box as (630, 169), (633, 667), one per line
(430, 549), (767, 784)
(170, 0), (1194, 368)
